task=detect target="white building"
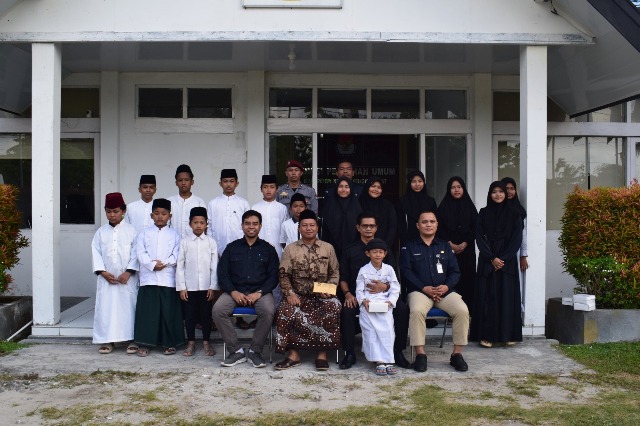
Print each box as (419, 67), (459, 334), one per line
(1, 0), (639, 337)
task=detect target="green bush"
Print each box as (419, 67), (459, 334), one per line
(559, 182), (640, 309)
(0, 184), (29, 294)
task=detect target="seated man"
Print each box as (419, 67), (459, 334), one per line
(213, 210), (279, 368)
(338, 212), (411, 369)
(400, 211), (470, 372)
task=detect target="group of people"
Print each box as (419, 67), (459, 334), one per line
(91, 158), (529, 375)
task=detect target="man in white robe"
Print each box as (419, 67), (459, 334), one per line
(252, 175), (288, 259)
(168, 164), (206, 239)
(124, 174), (156, 233)
(207, 169), (250, 255)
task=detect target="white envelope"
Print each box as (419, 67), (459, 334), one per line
(368, 301), (389, 313)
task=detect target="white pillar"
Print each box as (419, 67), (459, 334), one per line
(31, 43), (61, 325)
(472, 73), (492, 203)
(246, 71), (266, 205)
(99, 71), (120, 224)
(520, 45), (547, 336)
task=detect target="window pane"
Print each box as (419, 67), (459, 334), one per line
(497, 140), (520, 181)
(371, 90), (419, 119)
(138, 88), (183, 118)
(268, 134), (313, 186)
(589, 104), (626, 123)
(0, 134), (32, 228)
(547, 137), (587, 229)
(425, 136), (467, 201)
(61, 88), (100, 118)
(493, 92), (519, 121)
(631, 100), (640, 123)
(269, 88), (312, 118)
(588, 137), (625, 188)
(60, 138), (95, 224)
(425, 90), (467, 119)
(187, 88), (232, 118)
(318, 89), (366, 119)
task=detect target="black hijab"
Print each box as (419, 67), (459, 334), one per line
(400, 171), (437, 225)
(501, 177), (527, 223)
(360, 176), (397, 247)
(480, 181), (515, 242)
(321, 177), (362, 253)
(436, 176), (478, 242)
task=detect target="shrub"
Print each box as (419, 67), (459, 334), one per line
(0, 184), (29, 294)
(558, 182), (640, 309)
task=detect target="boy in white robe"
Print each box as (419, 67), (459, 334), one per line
(168, 164), (206, 239)
(356, 238), (401, 376)
(91, 192), (139, 354)
(279, 192), (307, 249)
(125, 174), (157, 233)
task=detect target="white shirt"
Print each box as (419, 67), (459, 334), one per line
(176, 232), (219, 292)
(252, 199), (288, 259)
(125, 199), (154, 233)
(168, 193), (206, 239)
(136, 225), (181, 288)
(280, 218), (300, 247)
(356, 262), (400, 307)
(207, 194), (250, 255)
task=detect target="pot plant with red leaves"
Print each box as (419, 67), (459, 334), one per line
(0, 184), (29, 294)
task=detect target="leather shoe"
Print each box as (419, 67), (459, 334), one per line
(274, 357), (301, 370)
(413, 353), (427, 372)
(450, 353), (468, 372)
(394, 351), (412, 369)
(315, 358), (330, 371)
(339, 353), (357, 370)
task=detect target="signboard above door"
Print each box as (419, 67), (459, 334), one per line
(243, 0), (342, 8)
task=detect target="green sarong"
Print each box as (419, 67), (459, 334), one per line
(134, 285), (185, 348)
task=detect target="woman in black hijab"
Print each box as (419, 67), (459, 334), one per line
(436, 176), (478, 308)
(359, 176), (397, 248)
(321, 176), (362, 260)
(470, 181), (523, 348)
(501, 177), (528, 272)
(397, 171), (437, 245)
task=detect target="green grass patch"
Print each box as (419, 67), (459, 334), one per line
(560, 342), (640, 375)
(0, 341), (27, 356)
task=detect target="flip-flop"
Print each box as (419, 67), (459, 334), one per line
(98, 343), (114, 354)
(126, 343), (139, 354)
(202, 342), (215, 357)
(183, 342), (196, 357)
(163, 347), (177, 355)
(136, 347), (150, 357)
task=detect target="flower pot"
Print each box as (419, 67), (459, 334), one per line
(0, 296), (32, 341)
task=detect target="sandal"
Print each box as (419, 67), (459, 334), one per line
(164, 347), (177, 355)
(202, 341), (215, 356)
(480, 340), (493, 348)
(183, 342), (196, 357)
(375, 364), (388, 376)
(386, 365), (398, 375)
(126, 342), (139, 355)
(136, 347), (150, 357)
(98, 343), (114, 354)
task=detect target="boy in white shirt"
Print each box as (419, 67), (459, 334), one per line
(176, 207), (219, 357)
(125, 174), (156, 233)
(134, 198), (184, 356)
(168, 164), (206, 239)
(279, 192), (307, 249)
(207, 169), (250, 255)
(356, 238), (401, 376)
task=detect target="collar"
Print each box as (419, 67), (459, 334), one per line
(190, 232), (207, 241)
(296, 238), (319, 248)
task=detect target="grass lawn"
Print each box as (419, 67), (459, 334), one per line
(0, 341), (27, 356)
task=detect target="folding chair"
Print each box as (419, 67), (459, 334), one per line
(222, 306), (273, 363)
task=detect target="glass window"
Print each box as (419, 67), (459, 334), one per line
(631, 100), (640, 123)
(425, 136), (467, 201)
(269, 88), (312, 118)
(589, 104), (626, 123)
(318, 89), (366, 119)
(138, 88), (183, 118)
(425, 90), (467, 119)
(371, 90), (419, 119)
(0, 134), (95, 227)
(493, 92), (520, 121)
(268, 134), (313, 186)
(187, 88), (232, 118)
(61, 88), (100, 118)
(587, 137), (626, 187)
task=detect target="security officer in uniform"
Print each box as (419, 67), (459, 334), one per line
(400, 210), (470, 373)
(276, 159), (318, 215)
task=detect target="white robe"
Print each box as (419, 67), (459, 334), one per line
(168, 194), (206, 239)
(206, 194), (250, 255)
(124, 199), (154, 233)
(252, 199), (288, 259)
(279, 218), (299, 247)
(176, 232), (219, 291)
(91, 221), (139, 344)
(136, 225), (181, 288)
(356, 262), (400, 364)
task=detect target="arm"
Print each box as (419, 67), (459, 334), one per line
(309, 190), (319, 215)
(399, 244), (428, 294)
(387, 269), (401, 307)
(91, 230), (106, 273)
(520, 220), (528, 256)
(207, 201), (215, 242)
(498, 216), (523, 261)
(475, 212), (495, 260)
(327, 245), (340, 285)
(278, 246), (293, 295)
(175, 240), (187, 292)
(355, 270), (366, 305)
(216, 246), (236, 293)
(442, 248), (461, 290)
(136, 231), (157, 271)
(209, 238), (220, 291)
(164, 232), (180, 266)
(261, 245), (280, 293)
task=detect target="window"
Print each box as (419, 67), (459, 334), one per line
(138, 87), (233, 118)
(0, 135), (95, 227)
(138, 88), (183, 118)
(268, 134), (313, 185)
(425, 90), (467, 119)
(269, 88), (312, 118)
(425, 136), (467, 201)
(187, 88), (232, 118)
(318, 89), (366, 118)
(371, 90), (419, 119)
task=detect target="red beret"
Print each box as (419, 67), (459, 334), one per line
(105, 192), (125, 209)
(286, 160), (304, 171)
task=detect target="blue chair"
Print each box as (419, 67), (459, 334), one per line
(409, 307), (451, 362)
(222, 306), (273, 363)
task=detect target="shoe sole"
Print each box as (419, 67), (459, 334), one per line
(274, 362), (301, 370)
(250, 361), (267, 368)
(221, 357), (247, 367)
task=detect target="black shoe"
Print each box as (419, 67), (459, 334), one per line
(413, 354), (427, 372)
(339, 353), (357, 370)
(394, 351), (412, 369)
(426, 319), (438, 329)
(450, 353), (468, 372)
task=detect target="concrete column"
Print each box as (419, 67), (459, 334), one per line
(246, 71), (266, 205)
(520, 45), (547, 336)
(99, 71), (120, 224)
(472, 73), (492, 204)
(31, 43), (61, 325)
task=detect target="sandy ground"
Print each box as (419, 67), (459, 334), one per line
(0, 337), (593, 425)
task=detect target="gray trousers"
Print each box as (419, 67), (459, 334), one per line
(212, 292), (275, 354)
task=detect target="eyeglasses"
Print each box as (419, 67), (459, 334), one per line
(358, 224), (377, 229)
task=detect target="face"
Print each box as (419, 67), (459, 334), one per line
(189, 216), (207, 237)
(416, 212), (438, 237)
(337, 162), (354, 179)
(261, 183), (277, 201)
(337, 180), (351, 198)
(491, 187), (506, 204)
(450, 180), (464, 199)
(410, 176), (425, 193)
(175, 172), (194, 195)
(285, 167), (303, 184)
(366, 248), (387, 264)
(505, 183), (516, 200)
(105, 207), (125, 225)
(151, 207), (171, 228)
(299, 218), (318, 240)
(219, 178), (239, 196)
(139, 183), (157, 202)
(368, 181), (382, 199)
(290, 201), (306, 220)
(357, 217), (378, 239)
(242, 215), (262, 238)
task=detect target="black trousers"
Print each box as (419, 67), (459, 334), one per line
(182, 290), (213, 341)
(340, 298), (409, 353)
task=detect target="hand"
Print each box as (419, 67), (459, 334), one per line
(153, 260), (166, 271)
(422, 286), (441, 302)
(491, 257), (505, 271)
(362, 300), (370, 312)
(117, 271), (132, 285)
(100, 271), (118, 284)
(231, 290), (249, 306)
(246, 291), (262, 305)
(433, 285), (449, 297)
(343, 292), (358, 308)
(206, 289), (214, 301)
(450, 242), (466, 255)
(520, 256), (529, 272)
(179, 290), (189, 302)
(287, 293), (301, 306)
(366, 280), (388, 294)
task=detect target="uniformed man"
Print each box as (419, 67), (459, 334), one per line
(276, 159), (318, 215)
(400, 211), (470, 373)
